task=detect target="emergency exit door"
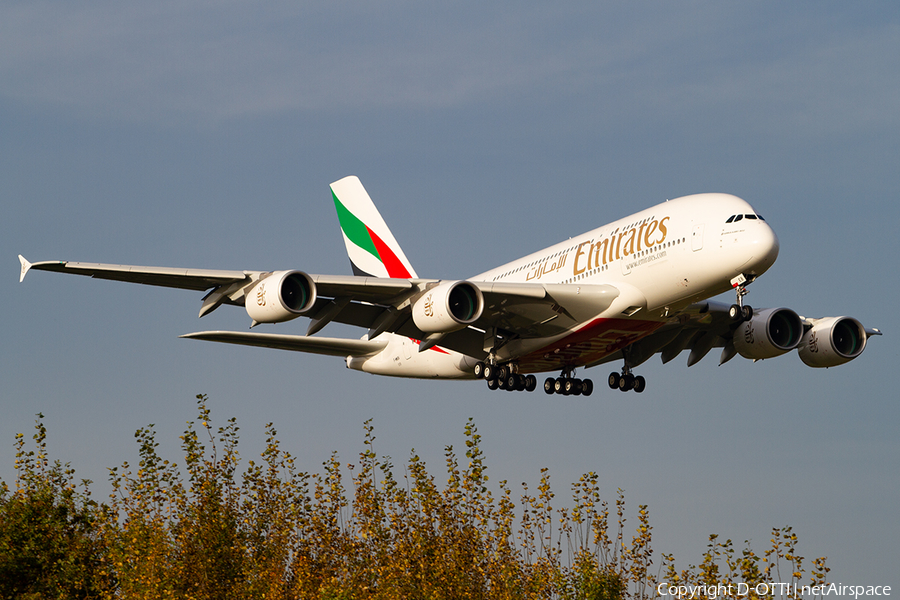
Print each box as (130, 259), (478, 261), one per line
(692, 224), (704, 251)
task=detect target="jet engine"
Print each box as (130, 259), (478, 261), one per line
(798, 316), (868, 368)
(245, 270), (316, 324)
(734, 307), (803, 360)
(412, 281), (483, 333)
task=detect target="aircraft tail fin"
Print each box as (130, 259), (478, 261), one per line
(330, 176), (418, 279)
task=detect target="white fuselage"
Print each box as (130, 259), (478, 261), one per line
(349, 193), (780, 378)
(475, 193), (777, 310)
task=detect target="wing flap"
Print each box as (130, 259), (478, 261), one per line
(311, 274), (417, 301)
(181, 331), (386, 357)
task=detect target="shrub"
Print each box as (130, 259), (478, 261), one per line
(1, 397), (828, 599)
(0, 414), (111, 599)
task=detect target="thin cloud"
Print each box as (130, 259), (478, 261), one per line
(1, 0), (897, 135)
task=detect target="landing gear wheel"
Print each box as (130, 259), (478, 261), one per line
(474, 361), (485, 379)
(486, 377), (499, 390)
(483, 364), (496, 380)
(525, 375), (537, 392)
(544, 378), (555, 394)
(741, 305), (753, 322)
(729, 304), (743, 321)
(564, 379), (582, 395)
(608, 372), (621, 389)
(581, 379), (594, 396)
(633, 375), (646, 393)
(497, 365), (510, 380)
(505, 374), (519, 391)
(554, 378), (566, 395)
(516, 374), (528, 391)
(619, 373), (635, 392)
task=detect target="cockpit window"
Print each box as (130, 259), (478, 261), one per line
(726, 213), (766, 223)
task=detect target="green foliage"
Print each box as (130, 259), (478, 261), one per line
(0, 396), (830, 600)
(0, 414), (111, 599)
(659, 527), (830, 600)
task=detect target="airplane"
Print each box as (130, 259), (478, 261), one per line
(18, 176), (881, 395)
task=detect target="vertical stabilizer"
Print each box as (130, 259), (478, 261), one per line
(330, 176), (418, 278)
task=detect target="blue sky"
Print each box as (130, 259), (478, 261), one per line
(3, 1), (898, 588)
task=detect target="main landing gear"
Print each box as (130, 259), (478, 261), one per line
(607, 369), (645, 393)
(608, 346), (645, 393)
(474, 361), (537, 392)
(542, 366), (594, 396)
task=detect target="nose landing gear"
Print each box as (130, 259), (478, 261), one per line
(728, 274), (755, 323)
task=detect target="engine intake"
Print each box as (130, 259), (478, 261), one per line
(734, 307), (803, 360)
(412, 281), (484, 333)
(246, 270), (316, 324)
(798, 316), (867, 368)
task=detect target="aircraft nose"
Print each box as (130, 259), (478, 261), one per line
(747, 222), (779, 274)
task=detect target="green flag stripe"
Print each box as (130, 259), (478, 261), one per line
(332, 191), (380, 261)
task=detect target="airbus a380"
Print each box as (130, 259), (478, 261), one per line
(19, 176), (880, 395)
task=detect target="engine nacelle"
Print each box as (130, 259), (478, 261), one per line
(412, 281), (483, 334)
(734, 307), (803, 360)
(245, 270), (316, 324)
(798, 316), (867, 368)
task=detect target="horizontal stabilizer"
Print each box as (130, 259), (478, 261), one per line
(181, 331), (386, 357)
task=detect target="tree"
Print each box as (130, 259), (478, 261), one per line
(0, 414), (111, 599)
(1, 397), (829, 599)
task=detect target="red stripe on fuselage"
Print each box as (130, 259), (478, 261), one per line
(516, 317), (664, 373)
(409, 338), (450, 354)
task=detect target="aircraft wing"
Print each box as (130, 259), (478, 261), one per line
(19, 254), (420, 318)
(19, 255), (414, 295)
(580, 300), (736, 370)
(476, 281), (623, 334)
(18, 255), (881, 369)
(19, 254), (619, 330)
(19, 254), (642, 357)
(583, 300), (882, 370)
(181, 331), (386, 357)
(19, 255), (249, 290)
